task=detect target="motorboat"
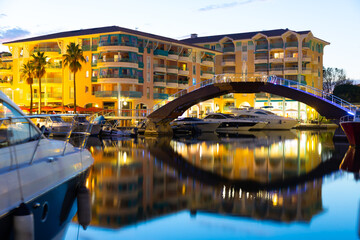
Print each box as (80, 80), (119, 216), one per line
(230, 107), (298, 130)
(170, 117), (220, 134)
(100, 120), (137, 137)
(0, 91), (94, 239)
(73, 115), (102, 136)
(340, 109), (360, 146)
(36, 115), (72, 136)
(203, 113), (267, 133)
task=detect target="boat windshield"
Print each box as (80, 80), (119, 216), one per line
(0, 100), (41, 148)
(50, 116), (64, 122)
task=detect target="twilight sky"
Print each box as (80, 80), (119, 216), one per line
(0, 0), (359, 80)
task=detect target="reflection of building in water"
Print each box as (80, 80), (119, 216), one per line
(171, 131), (332, 182)
(190, 180), (322, 223)
(86, 134), (329, 228)
(87, 139), (191, 228)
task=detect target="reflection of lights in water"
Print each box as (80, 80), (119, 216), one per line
(182, 184), (186, 195)
(318, 143), (322, 155)
(216, 143), (219, 154)
(239, 189), (242, 198)
(200, 146), (202, 159)
(222, 186), (226, 199)
(272, 194), (278, 206)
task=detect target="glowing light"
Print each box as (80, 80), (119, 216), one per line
(272, 194), (278, 206)
(182, 184), (186, 195)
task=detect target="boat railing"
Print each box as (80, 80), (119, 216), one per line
(0, 114), (92, 161)
(340, 115), (354, 123)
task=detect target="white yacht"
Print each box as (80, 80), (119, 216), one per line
(231, 107), (298, 130)
(170, 117), (220, 133)
(36, 115), (72, 136)
(0, 91), (94, 239)
(203, 113), (267, 133)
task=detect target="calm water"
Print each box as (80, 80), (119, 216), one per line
(65, 130), (360, 239)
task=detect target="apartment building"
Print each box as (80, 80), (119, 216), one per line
(1, 26), (218, 118)
(182, 29), (329, 120)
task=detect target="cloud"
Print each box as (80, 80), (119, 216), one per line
(198, 0), (266, 11)
(0, 27), (30, 42)
(0, 13), (6, 18)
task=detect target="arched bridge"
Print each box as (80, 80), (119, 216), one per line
(148, 75), (357, 125)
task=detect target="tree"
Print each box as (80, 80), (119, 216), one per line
(323, 67), (352, 93)
(20, 61), (35, 114)
(31, 51), (47, 113)
(333, 84), (360, 103)
(63, 43), (86, 114)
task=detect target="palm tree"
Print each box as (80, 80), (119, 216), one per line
(63, 43), (86, 114)
(20, 61), (35, 114)
(31, 51), (47, 113)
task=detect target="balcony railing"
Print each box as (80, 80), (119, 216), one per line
(154, 77), (165, 83)
(154, 64), (166, 69)
(97, 58), (137, 64)
(47, 63), (62, 69)
(82, 45), (91, 51)
(33, 78), (62, 84)
(153, 93), (169, 99)
(201, 57), (214, 62)
(91, 76), (98, 82)
(138, 47), (144, 53)
(91, 61), (97, 67)
(201, 70), (215, 75)
(270, 67), (283, 71)
(98, 42), (137, 47)
(223, 93), (234, 98)
(254, 56), (268, 60)
(32, 47), (61, 53)
(99, 74), (138, 79)
(270, 43), (283, 49)
(285, 42), (298, 48)
(302, 42), (311, 48)
(94, 91), (117, 98)
(138, 62), (144, 68)
(154, 49), (168, 56)
(255, 44), (268, 50)
(223, 47), (235, 53)
(91, 45), (98, 51)
(255, 68), (268, 72)
(138, 77), (144, 83)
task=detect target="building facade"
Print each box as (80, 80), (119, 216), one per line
(1, 26), (218, 121)
(182, 29), (329, 120)
(1, 27), (329, 122)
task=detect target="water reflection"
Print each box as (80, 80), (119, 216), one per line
(84, 130), (348, 229)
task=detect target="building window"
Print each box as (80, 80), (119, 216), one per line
(242, 46), (247, 52)
(85, 86), (89, 93)
(242, 53), (248, 61)
(211, 45), (215, 50)
(69, 87), (74, 99)
(69, 73), (74, 81)
(147, 56), (151, 69)
(85, 56), (89, 62)
(147, 87), (150, 99)
(86, 71), (89, 78)
(192, 78), (196, 85)
(193, 66), (196, 75)
(147, 73), (150, 82)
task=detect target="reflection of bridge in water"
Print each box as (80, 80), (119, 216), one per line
(145, 75), (357, 135)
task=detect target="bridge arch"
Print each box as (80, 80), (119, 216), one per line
(148, 75), (357, 124)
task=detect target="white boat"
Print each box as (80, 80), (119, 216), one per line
(73, 115), (102, 136)
(170, 117), (220, 133)
(36, 115), (72, 136)
(100, 120), (137, 137)
(0, 91), (94, 239)
(231, 107), (298, 130)
(203, 113), (267, 133)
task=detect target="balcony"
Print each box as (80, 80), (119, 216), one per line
(285, 42), (298, 49)
(255, 44), (268, 51)
(178, 68), (189, 75)
(91, 76), (98, 82)
(138, 62), (144, 68)
(269, 67), (283, 75)
(284, 55), (298, 62)
(270, 43), (283, 50)
(179, 54), (190, 62)
(154, 64), (167, 72)
(94, 91), (142, 98)
(33, 78), (62, 84)
(154, 77), (166, 87)
(98, 74), (139, 84)
(82, 45), (90, 51)
(91, 61), (97, 67)
(138, 77), (144, 83)
(254, 56), (268, 64)
(223, 47), (235, 53)
(166, 79), (178, 88)
(284, 67), (298, 74)
(302, 55), (311, 62)
(138, 47), (144, 53)
(91, 45), (98, 51)
(223, 93), (234, 99)
(269, 57), (283, 63)
(178, 80), (188, 89)
(302, 67), (312, 74)
(28, 92), (62, 100)
(0, 79), (12, 85)
(154, 49), (168, 57)
(153, 93), (169, 99)
(302, 42), (311, 49)
(255, 92), (267, 98)
(167, 65), (178, 74)
(97, 58), (138, 68)
(201, 57), (214, 66)
(98, 42), (138, 53)
(255, 68), (268, 74)
(46, 63), (62, 72)
(201, 70), (215, 79)
(168, 51), (179, 60)
(222, 58), (236, 66)
(32, 47), (61, 54)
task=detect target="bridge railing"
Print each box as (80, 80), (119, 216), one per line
(153, 74), (268, 111)
(269, 76), (357, 114)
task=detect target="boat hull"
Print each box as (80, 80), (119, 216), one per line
(0, 170), (89, 240)
(340, 121), (360, 146)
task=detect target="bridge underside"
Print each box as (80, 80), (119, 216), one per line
(148, 82), (349, 124)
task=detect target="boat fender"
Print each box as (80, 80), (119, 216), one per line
(77, 186), (91, 230)
(13, 203), (34, 240)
